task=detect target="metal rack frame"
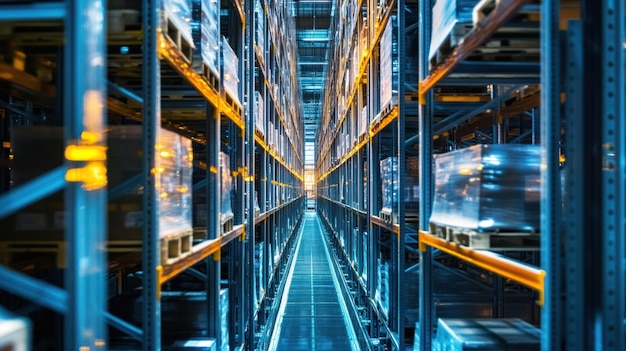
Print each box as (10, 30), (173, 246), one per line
(0, 0), (305, 349)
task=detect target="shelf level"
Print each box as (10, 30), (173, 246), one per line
(158, 32), (245, 129)
(419, 0), (530, 102)
(370, 215), (400, 234)
(159, 224), (246, 284)
(418, 230), (545, 305)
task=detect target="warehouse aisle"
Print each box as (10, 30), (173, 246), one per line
(269, 212), (359, 351)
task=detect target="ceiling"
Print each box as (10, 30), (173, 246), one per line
(290, 0), (336, 163)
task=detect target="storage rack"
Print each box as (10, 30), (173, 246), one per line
(316, 1), (625, 351)
(0, 0), (304, 350)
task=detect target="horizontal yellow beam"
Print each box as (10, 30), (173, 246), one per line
(419, 230), (545, 306)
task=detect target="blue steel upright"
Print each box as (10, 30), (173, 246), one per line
(142, 0), (161, 349)
(63, 0), (108, 349)
(418, 0), (434, 350)
(539, 1), (561, 350)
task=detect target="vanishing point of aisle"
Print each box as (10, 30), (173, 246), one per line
(269, 212), (359, 351)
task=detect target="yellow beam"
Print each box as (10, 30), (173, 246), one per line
(419, 230), (545, 305)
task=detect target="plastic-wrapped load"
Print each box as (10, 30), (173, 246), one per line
(429, 0), (479, 61)
(220, 289), (230, 351)
(255, 0), (265, 52)
(430, 144), (541, 233)
(433, 318), (540, 351)
(379, 17), (398, 111)
(0, 307), (29, 351)
(255, 91), (265, 136)
(219, 152), (234, 225)
(192, 0), (219, 77)
(405, 156), (420, 217)
(4, 126), (192, 241)
(163, 0), (194, 45)
(155, 128), (194, 237)
(221, 37), (240, 105)
(255, 243), (264, 305)
(375, 256), (390, 318)
(380, 156), (399, 218)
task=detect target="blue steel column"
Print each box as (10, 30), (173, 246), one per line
(564, 20), (584, 351)
(396, 3), (406, 349)
(417, 0), (434, 350)
(142, 0), (161, 349)
(539, 1), (560, 350)
(597, 0), (624, 349)
(63, 0), (107, 349)
(245, 0), (256, 347)
(207, 105), (222, 349)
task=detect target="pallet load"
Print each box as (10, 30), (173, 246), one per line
(433, 318), (540, 351)
(192, 0), (220, 86)
(429, 0), (480, 68)
(380, 156), (398, 223)
(2, 126), (194, 266)
(429, 144), (541, 250)
(255, 91), (265, 137)
(379, 18), (395, 112)
(255, 0), (265, 52)
(219, 151), (234, 233)
(221, 37), (240, 108)
(163, 0), (195, 61)
(0, 307), (29, 351)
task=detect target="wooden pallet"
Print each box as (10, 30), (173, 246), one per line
(254, 127), (265, 141)
(201, 62), (220, 91)
(223, 91), (243, 117)
(0, 230), (194, 268)
(160, 230), (193, 265)
(429, 23), (474, 70)
(473, 0), (502, 26)
(221, 215), (234, 234)
(430, 223), (539, 250)
(379, 210), (397, 224)
(161, 10), (194, 64)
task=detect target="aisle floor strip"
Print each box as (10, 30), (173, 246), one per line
(268, 212), (358, 351)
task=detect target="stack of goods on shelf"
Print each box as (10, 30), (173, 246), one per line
(219, 151), (233, 231)
(405, 156), (420, 220)
(429, 0), (479, 66)
(156, 128), (194, 239)
(379, 18), (398, 113)
(255, 0), (265, 53)
(255, 243), (264, 305)
(107, 0), (140, 34)
(220, 37), (240, 106)
(162, 0), (194, 58)
(255, 91), (265, 137)
(0, 307), (29, 350)
(380, 156), (398, 223)
(375, 255), (390, 318)
(192, 0), (220, 83)
(2, 126), (193, 265)
(429, 144), (541, 250)
(433, 318), (540, 350)
(220, 288), (230, 351)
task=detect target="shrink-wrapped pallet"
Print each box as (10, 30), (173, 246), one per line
(434, 318), (540, 351)
(429, 0), (479, 61)
(255, 91), (265, 136)
(430, 144), (540, 233)
(219, 152), (234, 225)
(192, 0), (219, 78)
(221, 37), (240, 105)
(380, 156), (398, 217)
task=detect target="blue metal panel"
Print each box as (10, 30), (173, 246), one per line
(142, 0), (161, 349)
(418, 0), (434, 350)
(0, 166), (65, 220)
(0, 2), (66, 21)
(63, 0), (107, 349)
(564, 20), (585, 351)
(0, 265), (67, 314)
(539, 1), (561, 350)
